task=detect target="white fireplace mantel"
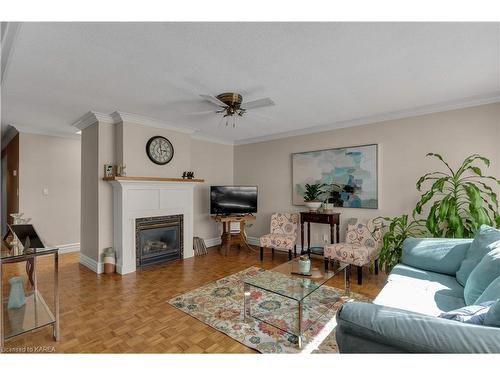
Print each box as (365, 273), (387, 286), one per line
(108, 177), (203, 274)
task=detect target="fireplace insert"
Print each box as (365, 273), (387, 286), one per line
(135, 215), (183, 267)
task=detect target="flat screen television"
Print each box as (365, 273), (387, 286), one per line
(210, 186), (258, 215)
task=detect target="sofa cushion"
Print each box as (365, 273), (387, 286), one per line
(484, 300), (500, 328)
(456, 225), (500, 286)
(439, 301), (495, 325)
(337, 302), (500, 353)
(464, 246), (500, 305)
(476, 275), (500, 304)
(402, 238), (470, 275)
(375, 265), (466, 316)
(388, 264), (465, 299)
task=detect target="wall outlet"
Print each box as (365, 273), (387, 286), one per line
(42, 188), (49, 196)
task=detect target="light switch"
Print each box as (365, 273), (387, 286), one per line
(43, 188), (49, 196)
(13, 170), (17, 176)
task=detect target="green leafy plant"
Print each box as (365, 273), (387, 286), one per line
(375, 215), (428, 272)
(303, 183), (327, 202)
(414, 153), (500, 238)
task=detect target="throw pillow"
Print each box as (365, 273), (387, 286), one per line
(439, 301), (495, 325)
(484, 300), (500, 328)
(456, 225), (500, 286)
(476, 274), (500, 304)
(464, 246), (500, 305)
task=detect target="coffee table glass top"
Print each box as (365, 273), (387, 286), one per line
(243, 258), (348, 301)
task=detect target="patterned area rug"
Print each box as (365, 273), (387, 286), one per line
(168, 266), (370, 353)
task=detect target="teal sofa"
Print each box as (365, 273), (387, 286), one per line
(336, 231), (500, 353)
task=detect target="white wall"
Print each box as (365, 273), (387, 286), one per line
(80, 124), (99, 261)
(234, 103), (500, 246)
(190, 138), (234, 241)
(119, 121), (192, 178)
(18, 132), (81, 247)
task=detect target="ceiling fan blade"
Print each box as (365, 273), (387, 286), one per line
(244, 111), (272, 122)
(187, 110), (218, 116)
(241, 97), (275, 110)
(200, 94), (227, 108)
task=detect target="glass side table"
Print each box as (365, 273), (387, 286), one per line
(0, 245), (59, 351)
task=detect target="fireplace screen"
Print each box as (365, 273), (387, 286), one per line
(135, 215), (183, 267)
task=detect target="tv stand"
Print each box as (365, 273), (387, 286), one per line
(212, 214), (256, 255)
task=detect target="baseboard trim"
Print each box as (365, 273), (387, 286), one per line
(79, 253), (103, 274)
(203, 237), (222, 248)
(247, 236), (260, 247)
(57, 242), (80, 254)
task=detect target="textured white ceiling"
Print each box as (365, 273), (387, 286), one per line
(2, 22), (499, 143)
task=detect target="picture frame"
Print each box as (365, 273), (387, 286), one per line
(291, 143), (378, 209)
(104, 164), (115, 178)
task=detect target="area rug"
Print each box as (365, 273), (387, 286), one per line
(168, 266), (370, 353)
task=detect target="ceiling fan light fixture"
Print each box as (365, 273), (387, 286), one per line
(216, 92), (243, 108)
(199, 91), (274, 128)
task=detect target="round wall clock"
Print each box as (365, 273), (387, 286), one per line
(146, 136), (174, 165)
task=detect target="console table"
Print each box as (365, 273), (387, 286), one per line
(213, 214), (256, 255)
(300, 211), (341, 256)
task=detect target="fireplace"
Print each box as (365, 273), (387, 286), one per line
(135, 215), (183, 267)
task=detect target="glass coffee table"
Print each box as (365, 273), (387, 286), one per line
(243, 258), (350, 348)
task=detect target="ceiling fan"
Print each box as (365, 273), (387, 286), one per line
(199, 92), (275, 128)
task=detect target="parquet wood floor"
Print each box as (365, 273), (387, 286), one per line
(1, 246), (386, 353)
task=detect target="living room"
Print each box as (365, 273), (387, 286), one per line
(1, 1), (500, 373)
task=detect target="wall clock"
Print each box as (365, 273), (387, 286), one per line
(146, 136), (174, 165)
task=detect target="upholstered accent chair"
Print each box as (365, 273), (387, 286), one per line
(324, 219), (382, 284)
(259, 212), (300, 261)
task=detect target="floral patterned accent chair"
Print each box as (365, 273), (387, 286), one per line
(324, 218), (382, 285)
(259, 213), (300, 261)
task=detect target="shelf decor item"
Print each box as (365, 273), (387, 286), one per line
(7, 276), (26, 309)
(116, 164), (127, 177)
(10, 213), (31, 224)
(104, 164), (115, 178)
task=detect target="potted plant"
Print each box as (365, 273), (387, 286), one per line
(414, 153), (500, 237)
(303, 183), (327, 211)
(375, 215), (428, 272)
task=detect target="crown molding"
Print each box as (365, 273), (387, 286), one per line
(1, 22), (22, 85)
(71, 110), (233, 144)
(71, 111), (114, 130)
(111, 111), (196, 135)
(190, 131), (234, 145)
(234, 92), (500, 145)
(13, 123), (81, 140)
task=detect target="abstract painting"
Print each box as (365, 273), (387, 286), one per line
(292, 144), (378, 208)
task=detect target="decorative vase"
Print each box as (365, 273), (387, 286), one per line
(298, 255), (311, 274)
(323, 202), (334, 212)
(8, 276), (26, 309)
(102, 247), (116, 274)
(304, 201), (322, 211)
